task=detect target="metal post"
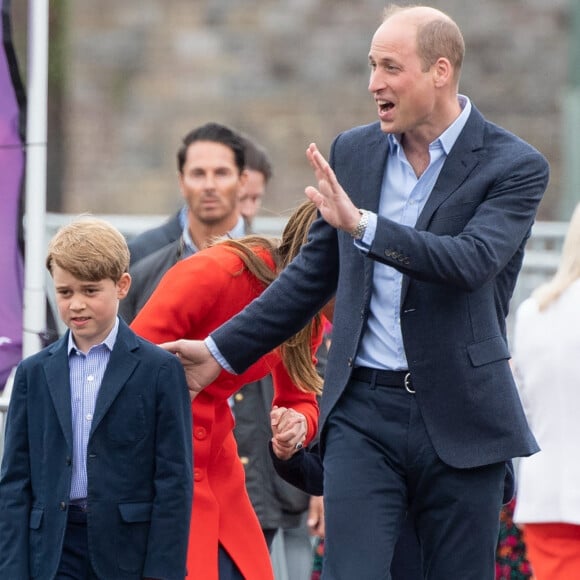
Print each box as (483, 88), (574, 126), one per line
(561, 1), (580, 219)
(23, 0), (49, 357)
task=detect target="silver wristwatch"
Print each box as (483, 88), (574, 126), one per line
(350, 209), (369, 240)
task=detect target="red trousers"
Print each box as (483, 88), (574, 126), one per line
(522, 522), (580, 580)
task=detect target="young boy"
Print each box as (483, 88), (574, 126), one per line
(0, 218), (193, 580)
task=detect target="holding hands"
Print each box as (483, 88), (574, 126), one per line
(270, 405), (308, 460)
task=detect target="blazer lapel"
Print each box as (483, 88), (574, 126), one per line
(415, 106), (486, 232)
(44, 334), (74, 450)
(358, 127), (391, 289)
(359, 127), (390, 215)
(90, 321), (140, 436)
(401, 107), (486, 301)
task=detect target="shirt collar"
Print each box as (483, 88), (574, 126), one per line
(68, 316), (119, 355)
(387, 94), (472, 155)
(178, 205), (188, 228)
(182, 215), (246, 254)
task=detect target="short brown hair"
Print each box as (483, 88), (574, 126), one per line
(46, 217), (129, 282)
(384, 4), (465, 78)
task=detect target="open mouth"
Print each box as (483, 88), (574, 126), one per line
(378, 100), (395, 114)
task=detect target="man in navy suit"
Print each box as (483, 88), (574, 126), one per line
(161, 5), (549, 579)
(0, 218), (193, 579)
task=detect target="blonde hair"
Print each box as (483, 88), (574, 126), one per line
(383, 4), (465, 81)
(532, 203), (580, 311)
(46, 217), (130, 282)
(217, 200), (323, 394)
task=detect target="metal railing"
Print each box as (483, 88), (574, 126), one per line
(0, 217), (568, 459)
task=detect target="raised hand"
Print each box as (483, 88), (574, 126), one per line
(304, 143), (361, 234)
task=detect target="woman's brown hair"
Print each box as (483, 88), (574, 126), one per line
(216, 200), (322, 394)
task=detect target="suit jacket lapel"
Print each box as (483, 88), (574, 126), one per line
(90, 320), (140, 437)
(359, 127), (390, 289)
(359, 127), (390, 215)
(44, 334), (74, 450)
(401, 107), (486, 301)
(416, 106), (485, 231)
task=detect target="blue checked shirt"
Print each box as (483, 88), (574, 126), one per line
(67, 318), (119, 501)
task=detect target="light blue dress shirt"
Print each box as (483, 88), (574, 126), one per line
(355, 96), (471, 370)
(67, 317), (119, 501)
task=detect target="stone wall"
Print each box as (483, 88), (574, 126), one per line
(61, 0), (569, 220)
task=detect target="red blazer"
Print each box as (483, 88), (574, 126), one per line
(131, 243), (320, 580)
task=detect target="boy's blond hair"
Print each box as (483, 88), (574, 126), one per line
(46, 217), (129, 282)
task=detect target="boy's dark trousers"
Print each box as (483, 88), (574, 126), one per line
(55, 506), (98, 579)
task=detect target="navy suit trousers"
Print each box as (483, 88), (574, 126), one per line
(321, 377), (506, 580)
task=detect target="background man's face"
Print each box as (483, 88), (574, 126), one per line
(179, 140), (242, 226)
(238, 168), (266, 223)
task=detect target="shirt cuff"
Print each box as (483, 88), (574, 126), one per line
(204, 336), (237, 374)
(354, 211), (377, 252)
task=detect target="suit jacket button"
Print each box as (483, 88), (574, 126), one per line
(60, 502), (66, 511)
(66, 457), (72, 466)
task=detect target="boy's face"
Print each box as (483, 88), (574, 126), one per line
(52, 265), (131, 353)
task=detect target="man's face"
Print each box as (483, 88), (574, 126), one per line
(238, 169), (266, 224)
(178, 141), (243, 227)
(367, 14), (438, 137)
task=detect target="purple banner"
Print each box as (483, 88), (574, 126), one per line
(0, 0), (25, 389)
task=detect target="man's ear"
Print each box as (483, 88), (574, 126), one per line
(239, 168), (249, 191)
(177, 170), (189, 201)
(432, 57), (453, 88)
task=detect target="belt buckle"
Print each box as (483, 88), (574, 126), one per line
(404, 372), (415, 394)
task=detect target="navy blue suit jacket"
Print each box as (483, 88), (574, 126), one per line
(212, 106), (548, 469)
(0, 319), (193, 579)
(128, 210), (182, 265)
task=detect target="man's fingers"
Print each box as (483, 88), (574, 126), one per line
(158, 340), (181, 355)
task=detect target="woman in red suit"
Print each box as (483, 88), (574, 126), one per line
(131, 201), (324, 580)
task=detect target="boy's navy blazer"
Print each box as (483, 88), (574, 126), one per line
(0, 318), (193, 580)
(212, 105), (549, 469)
